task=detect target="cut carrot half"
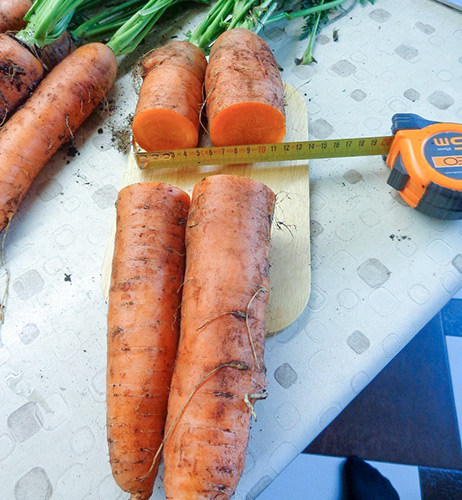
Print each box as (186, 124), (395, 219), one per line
(210, 102), (286, 147)
(132, 108), (199, 151)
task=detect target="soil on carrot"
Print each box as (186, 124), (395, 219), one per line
(67, 143), (79, 157)
(0, 60), (27, 91)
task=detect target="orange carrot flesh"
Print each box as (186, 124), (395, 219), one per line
(0, 41), (117, 232)
(132, 41), (206, 151)
(0, 0), (32, 32)
(210, 101), (286, 146)
(163, 175), (275, 500)
(205, 28), (285, 147)
(107, 182), (190, 500)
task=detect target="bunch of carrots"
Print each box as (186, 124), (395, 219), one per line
(108, 174), (276, 500)
(109, 4), (286, 498)
(0, 0), (368, 496)
(0, 0), (200, 234)
(0, 0), (285, 496)
(132, 0), (287, 151)
(0, 0), (376, 234)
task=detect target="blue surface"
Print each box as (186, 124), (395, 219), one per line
(441, 299), (462, 337)
(258, 297), (462, 499)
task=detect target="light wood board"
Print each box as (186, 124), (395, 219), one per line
(101, 83), (310, 335)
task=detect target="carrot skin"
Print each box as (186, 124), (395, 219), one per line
(0, 32), (75, 122)
(107, 182), (190, 500)
(0, 42), (117, 232)
(132, 41), (207, 151)
(205, 28), (285, 147)
(163, 175), (275, 500)
(39, 31), (75, 71)
(0, 0), (32, 33)
(0, 33), (44, 120)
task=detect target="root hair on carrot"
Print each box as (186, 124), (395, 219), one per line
(151, 230), (185, 257)
(275, 190), (295, 205)
(275, 218), (296, 238)
(0, 109), (8, 128)
(198, 82), (210, 135)
(0, 216), (12, 325)
(176, 276), (194, 294)
(284, 80), (311, 105)
(171, 302), (182, 331)
(65, 114), (74, 139)
(142, 360), (251, 482)
(244, 389), (268, 421)
(196, 310), (246, 332)
(245, 286), (268, 370)
(195, 285), (268, 369)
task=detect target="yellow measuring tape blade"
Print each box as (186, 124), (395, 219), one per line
(134, 136), (394, 169)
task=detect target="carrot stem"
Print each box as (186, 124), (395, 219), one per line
(298, 0), (324, 65)
(196, 0), (234, 48)
(265, 0), (347, 25)
(187, 0), (228, 46)
(107, 0), (192, 56)
(228, 0), (258, 30)
(71, 0), (145, 41)
(188, 0), (282, 50)
(236, 0), (277, 33)
(18, 0), (86, 47)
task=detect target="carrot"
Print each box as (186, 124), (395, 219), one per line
(0, 0), (189, 234)
(0, 32), (75, 122)
(39, 31), (75, 71)
(132, 41), (207, 151)
(205, 28), (286, 147)
(0, 33), (44, 121)
(0, 42), (117, 232)
(107, 182), (190, 500)
(163, 174), (275, 500)
(0, 0), (32, 33)
(0, 0), (142, 123)
(0, 0), (89, 121)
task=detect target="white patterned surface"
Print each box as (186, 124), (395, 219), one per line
(0, 0), (461, 499)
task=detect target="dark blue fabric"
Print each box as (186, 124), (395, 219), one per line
(343, 456), (400, 500)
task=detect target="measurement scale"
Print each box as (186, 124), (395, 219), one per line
(134, 113), (462, 220)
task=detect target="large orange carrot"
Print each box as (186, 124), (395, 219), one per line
(132, 41), (207, 151)
(107, 182), (190, 500)
(163, 174), (275, 500)
(205, 28), (285, 147)
(0, 42), (116, 232)
(0, 0), (31, 32)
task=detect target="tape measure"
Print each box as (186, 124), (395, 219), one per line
(134, 113), (462, 220)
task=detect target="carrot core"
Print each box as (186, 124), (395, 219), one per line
(210, 101), (286, 146)
(132, 108), (198, 151)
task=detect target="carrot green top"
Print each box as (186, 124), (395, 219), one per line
(187, 0), (279, 52)
(16, 0), (86, 47)
(188, 0), (375, 63)
(15, 0), (148, 48)
(106, 0), (208, 56)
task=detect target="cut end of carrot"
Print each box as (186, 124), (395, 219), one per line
(209, 102), (286, 147)
(132, 109), (199, 152)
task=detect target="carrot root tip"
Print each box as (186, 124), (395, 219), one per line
(244, 390), (268, 421)
(0, 216), (12, 325)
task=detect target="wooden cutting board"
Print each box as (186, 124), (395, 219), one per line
(101, 83), (310, 335)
